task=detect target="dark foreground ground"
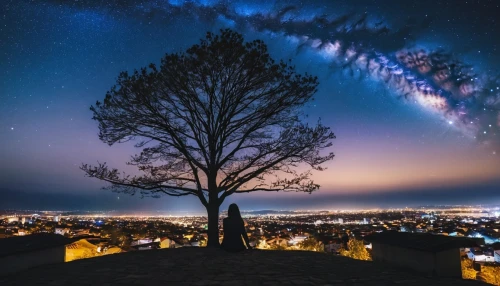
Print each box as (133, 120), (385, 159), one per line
(0, 248), (486, 285)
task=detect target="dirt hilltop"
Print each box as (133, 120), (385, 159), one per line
(0, 248), (487, 285)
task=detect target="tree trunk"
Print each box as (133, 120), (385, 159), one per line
(206, 200), (220, 248)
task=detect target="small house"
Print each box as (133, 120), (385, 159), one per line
(365, 232), (479, 277)
(0, 234), (73, 275)
(323, 238), (343, 254)
(54, 228), (70, 236)
(467, 248), (495, 262)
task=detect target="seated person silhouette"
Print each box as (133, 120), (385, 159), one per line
(221, 203), (252, 252)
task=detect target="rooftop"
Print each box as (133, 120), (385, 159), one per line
(0, 234), (74, 257)
(0, 248), (485, 285)
(365, 232), (480, 252)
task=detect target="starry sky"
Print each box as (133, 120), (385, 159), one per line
(1, 0), (499, 213)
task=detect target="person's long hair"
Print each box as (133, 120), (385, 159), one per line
(227, 203), (243, 223)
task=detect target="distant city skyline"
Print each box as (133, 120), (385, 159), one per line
(1, 179), (499, 213)
(1, 0), (499, 211)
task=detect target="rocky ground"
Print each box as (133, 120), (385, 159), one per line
(0, 248), (486, 285)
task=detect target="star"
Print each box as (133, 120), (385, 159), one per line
(0, 0), (499, 212)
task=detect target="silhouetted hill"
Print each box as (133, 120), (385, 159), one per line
(0, 248), (486, 285)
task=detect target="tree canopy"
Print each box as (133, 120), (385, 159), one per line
(339, 238), (372, 261)
(81, 29), (335, 246)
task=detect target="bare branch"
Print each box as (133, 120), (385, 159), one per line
(80, 162), (200, 198)
(83, 29), (335, 212)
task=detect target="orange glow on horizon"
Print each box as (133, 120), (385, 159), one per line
(293, 136), (500, 194)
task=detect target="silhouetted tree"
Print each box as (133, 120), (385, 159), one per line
(81, 29), (335, 247)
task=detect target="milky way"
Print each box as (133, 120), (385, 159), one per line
(247, 10), (500, 144)
(30, 0), (499, 146)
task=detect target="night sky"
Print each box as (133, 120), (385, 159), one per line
(1, 0), (499, 213)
